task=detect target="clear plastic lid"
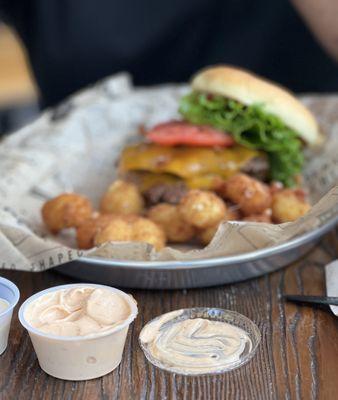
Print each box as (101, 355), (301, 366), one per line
(139, 307), (261, 375)
(0, 277), (20, 320)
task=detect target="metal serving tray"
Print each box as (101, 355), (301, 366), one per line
(56, 216), (337, 289)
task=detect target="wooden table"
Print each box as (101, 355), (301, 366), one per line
(0, 229), (337, 400)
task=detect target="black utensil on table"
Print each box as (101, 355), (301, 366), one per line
(284, 295), (338, 306)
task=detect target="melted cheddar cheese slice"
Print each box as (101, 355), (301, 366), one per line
(119, 143), (261, 182)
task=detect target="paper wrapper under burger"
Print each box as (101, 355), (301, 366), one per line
(0, 74), (337, 271)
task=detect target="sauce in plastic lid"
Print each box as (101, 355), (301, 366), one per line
(139, 308), (261, 375)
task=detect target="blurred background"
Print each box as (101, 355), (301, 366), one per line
(1, 1), (338, 136)
(0, 24), (38, 135)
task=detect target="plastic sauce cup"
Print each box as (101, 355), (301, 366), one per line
(0, 277), (20, 355)
(19, 283), (138, 380)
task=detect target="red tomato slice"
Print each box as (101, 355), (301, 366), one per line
(146, 121), (235, 147)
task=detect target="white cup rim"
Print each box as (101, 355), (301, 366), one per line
(18, 283), (138, 341)
(0, 276), (20, 318)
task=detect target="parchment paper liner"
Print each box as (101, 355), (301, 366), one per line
(0, 74), (337, 271)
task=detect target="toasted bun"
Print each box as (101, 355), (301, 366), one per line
(192, 65), (322, 146)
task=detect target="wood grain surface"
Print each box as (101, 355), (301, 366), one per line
(0, 229), (337, 400)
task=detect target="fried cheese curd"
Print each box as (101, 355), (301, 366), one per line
(271, 189), (311, 223)
(197, 206), (240, 245)
(94, 215), (166, 250)
(218, 173), (271, 216)
(132, 216), (166, 250)
(100, 180), (144, 215)
(147, 203), (195, 243)
(76, 213), (118, 249)
(178, 190), (227, 229)
(42, 193), (93, 234)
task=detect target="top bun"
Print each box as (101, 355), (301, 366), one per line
(192, 65), (322, 145)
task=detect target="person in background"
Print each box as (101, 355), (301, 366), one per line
(0, 0), (338, 109)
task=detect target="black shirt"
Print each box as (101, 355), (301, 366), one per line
(2, 0), (338, 108)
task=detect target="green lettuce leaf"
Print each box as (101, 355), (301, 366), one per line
(179, 92), (303, 186)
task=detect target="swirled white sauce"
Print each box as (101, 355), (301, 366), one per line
(24, 287), (131, 337)
(140, 310), (252, 374)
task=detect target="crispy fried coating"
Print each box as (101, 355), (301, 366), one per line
(94, 216), (134, 245)
(271, 189), (311, 223)
(131, 217), (166, 250)
(100, 180), (144, 215)
(147, 203), (195, 243)
(178, 190), (226, 229)
(76, 213), (117, 249)
(94, 215), (166, 250)
(42, 193), (93, 234)
(197, 206), (240, 245)
(218, 173), (271, 216)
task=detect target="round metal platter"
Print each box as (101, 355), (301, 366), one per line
(56, 215), (337, 289)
